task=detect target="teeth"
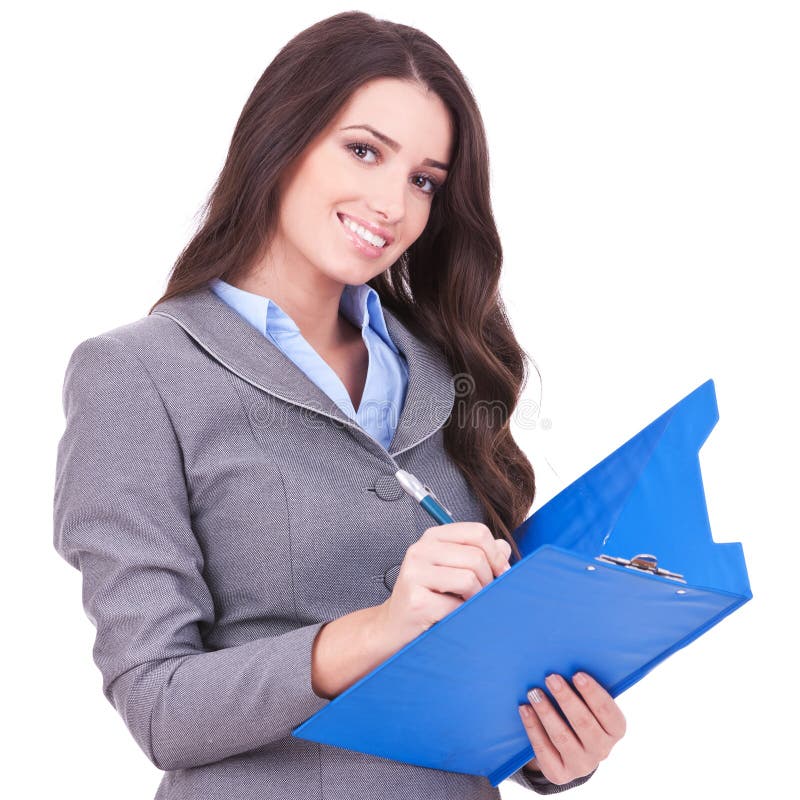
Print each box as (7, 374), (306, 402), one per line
(341, 215), (386, 247)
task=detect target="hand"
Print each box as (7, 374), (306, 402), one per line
(376, 523), (512, 651)
(517, 671), (626, 786)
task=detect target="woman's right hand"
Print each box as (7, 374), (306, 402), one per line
(375, 522), (513, 651)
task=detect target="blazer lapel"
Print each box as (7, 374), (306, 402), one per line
(150, 284), (455, 462)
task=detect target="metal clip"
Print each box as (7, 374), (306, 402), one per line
(422, 484), (453, 518)
(595, 552), (686, 583)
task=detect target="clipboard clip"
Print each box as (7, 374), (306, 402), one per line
(595, 552), (687, 583)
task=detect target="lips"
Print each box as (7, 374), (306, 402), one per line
(337, 212), (394, 246)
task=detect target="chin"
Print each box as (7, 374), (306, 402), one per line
(313, 264), (369, 288)
(332, 257), (387, 282)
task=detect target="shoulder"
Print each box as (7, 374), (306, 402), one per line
(61, 312), (207, 420)
(64, 311), (201, 380)
(68, 312), (182, 357)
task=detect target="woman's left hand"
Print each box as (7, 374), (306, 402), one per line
(518, 671), (626, 786)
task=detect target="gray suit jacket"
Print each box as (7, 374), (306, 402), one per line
(53, 284), (595, 798)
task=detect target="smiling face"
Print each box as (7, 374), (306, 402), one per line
(269, 77), (453, 289)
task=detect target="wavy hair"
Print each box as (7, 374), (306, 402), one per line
(148, 11), (538, 562)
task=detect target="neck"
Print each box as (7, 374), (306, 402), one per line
(231, 269), (359, 352)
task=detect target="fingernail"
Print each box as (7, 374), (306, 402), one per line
(527, 688), (544, 704)
(546, 674), (563, 691)
(574, 672), (588, 687)
(519, 704), (532, 719)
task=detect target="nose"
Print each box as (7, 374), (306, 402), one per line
(367, 200), (404, 227)
(366, 176), (407, 225)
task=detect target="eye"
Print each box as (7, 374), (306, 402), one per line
(345, 142), (442, 197)
(413, 174), (441, 195)
(347, 142), (379, 165)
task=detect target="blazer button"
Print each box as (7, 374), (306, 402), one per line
(373, 474), (404, 501)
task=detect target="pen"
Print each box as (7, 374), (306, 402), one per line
(394, 469), (455, 525)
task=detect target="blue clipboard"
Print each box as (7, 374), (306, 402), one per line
(292, 378), (753, 787)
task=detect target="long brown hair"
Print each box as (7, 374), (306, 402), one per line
(149, 11), (538, 562)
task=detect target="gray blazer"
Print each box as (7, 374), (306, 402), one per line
(53, 284), (595, 798)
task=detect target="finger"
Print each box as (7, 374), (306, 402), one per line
(433, 523), (508, 577)
(425, 564), (487, 601)
(430, 540), (494, 587)
(544, 673), (610, 753)
(571, 671), (627, 740)
(526, 685), (589, 773)
(518, 703), (568, 785)
(496, 538), (512, 562)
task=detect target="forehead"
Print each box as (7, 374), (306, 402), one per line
(332, 78), (453, 162)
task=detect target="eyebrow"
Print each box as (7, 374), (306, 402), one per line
(340, 124), (450, 172)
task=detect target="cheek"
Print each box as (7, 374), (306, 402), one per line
(280, 172), (336, 234)
(313, 143), (355, 192)
(406, 205), (433, 242)
(285, 147), (342, 207)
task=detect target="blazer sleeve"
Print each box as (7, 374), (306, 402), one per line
(506, 765), (598, 794)
(53, 334), (331, 772)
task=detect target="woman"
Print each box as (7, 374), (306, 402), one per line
(54, 11), (625, 799)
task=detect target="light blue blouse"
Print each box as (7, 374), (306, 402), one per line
(209, 277), (409, 451)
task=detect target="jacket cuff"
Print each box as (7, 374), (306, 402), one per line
(507, 765), (598, 794)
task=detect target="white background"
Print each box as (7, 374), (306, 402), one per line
(3, 1), (796, 797)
